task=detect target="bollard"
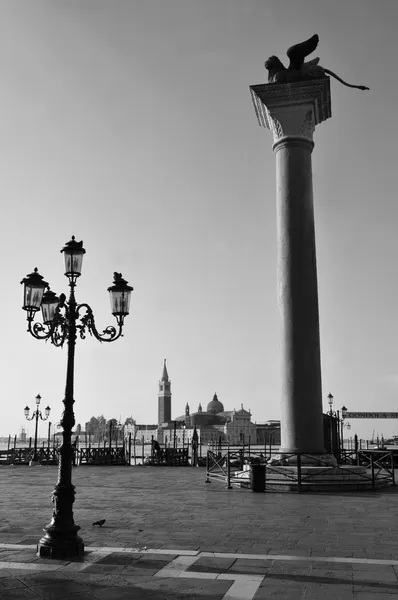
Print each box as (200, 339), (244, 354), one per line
(250, 464), (265, 493)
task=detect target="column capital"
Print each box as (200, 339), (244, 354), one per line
(250, 78), (331, 146)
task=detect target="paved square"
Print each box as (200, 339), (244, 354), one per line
(0, 466), (398, 598)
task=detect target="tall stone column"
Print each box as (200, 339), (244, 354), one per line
(250, 79), (331, 455)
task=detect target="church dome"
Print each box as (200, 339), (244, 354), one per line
(207, 393), (224, 414)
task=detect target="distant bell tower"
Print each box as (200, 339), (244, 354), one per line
(185, 402), (190, 427)
(158, 359), (172, 424)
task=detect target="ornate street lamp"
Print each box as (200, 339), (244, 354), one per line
(327, 393), (336, 455)
(340, 405), (351, 453)
(327, 393), (334, 416)
(21, 236), (133, 559)
(327, 394), (350, 458)
(24, 394), (51, 464)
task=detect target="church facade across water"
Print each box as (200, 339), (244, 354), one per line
(130, 360), (280, 446)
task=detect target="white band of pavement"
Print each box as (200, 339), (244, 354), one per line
(0, 543), (397, 565)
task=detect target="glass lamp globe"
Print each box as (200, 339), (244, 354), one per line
(21, 269), (49, 314)
(107, 272), (134, 317)
(61, 236), (86, 280)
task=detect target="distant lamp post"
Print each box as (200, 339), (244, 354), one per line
(327, 393), (336, 455)
(327, 394), (349, 458)
(24, 394), (51, 464)
(340, 405), (351, 452)
(327, 393), (334, 416)
(21, 236), (133, 559)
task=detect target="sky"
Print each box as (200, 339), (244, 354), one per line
(1, 0), (397, 442)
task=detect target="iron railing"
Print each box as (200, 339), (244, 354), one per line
(205, 448), (396, 492)
(79, 446), (127, 465)
(0, 447), (59, 465)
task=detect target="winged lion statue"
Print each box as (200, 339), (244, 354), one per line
(265, 34), (369, 91)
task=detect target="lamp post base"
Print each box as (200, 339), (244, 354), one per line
(37, 531), (84, 559)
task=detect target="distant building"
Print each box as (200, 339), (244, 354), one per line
(129, 424), (158, 443)
(172, 395), (256, 445)
(255, 421), (281, 445)
(153, 361), (271, 446)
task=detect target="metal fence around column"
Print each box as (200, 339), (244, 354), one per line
(205, 448), (396, 492)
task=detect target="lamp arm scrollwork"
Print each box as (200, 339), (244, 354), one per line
(28, 319), (54, 341)
(76, 303), (123, 343)
(27, 305), (68, 347)
(51, 325), (68, 348)
(51, 305), (68, 347)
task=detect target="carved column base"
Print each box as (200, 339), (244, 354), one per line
(37, 526), (84, 559)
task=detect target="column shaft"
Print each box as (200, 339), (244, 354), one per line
(275, 139), (325, 453)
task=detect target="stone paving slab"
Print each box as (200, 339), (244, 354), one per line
(1, 466), (398, 598)
(1, 545), (398, 598)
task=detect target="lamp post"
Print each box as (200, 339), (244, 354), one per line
(327, 393), (335, 455)
(327, 393), (334, 415)
(340, 405), (351, 454)
(327, 394), (349, 460)
(21, 236), (133, 559)
(24, 394), (51, 464)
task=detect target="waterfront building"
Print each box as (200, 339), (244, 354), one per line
(255, 421), (281, 445)
(174, 395), (257, 445)
(154, 361), (275, 446)
(128, 424), (158, 443)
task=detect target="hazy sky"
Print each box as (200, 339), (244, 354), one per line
(1, 0), (397, 442)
